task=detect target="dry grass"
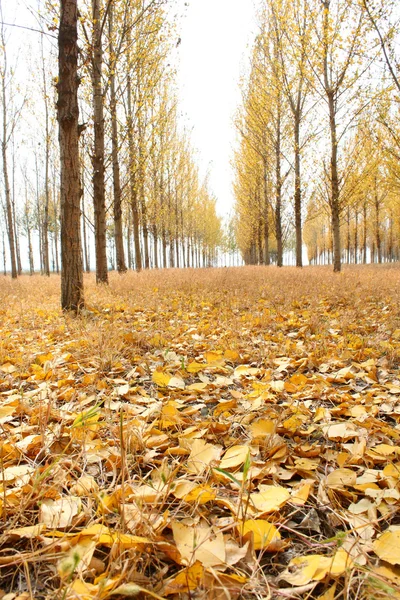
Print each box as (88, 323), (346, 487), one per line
(0, 265), (400, 600)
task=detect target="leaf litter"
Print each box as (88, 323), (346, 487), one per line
(0, 266), (400, 599)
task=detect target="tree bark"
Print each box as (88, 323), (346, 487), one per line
(126, 58), (142, 272)
(108, 3), (126, 273)
(374, 178), (382, 264)
(294, 116), (302, 267)
(91, 0), (108, 283)
(327, 92), (341, 272)
(1, 54), (17, 279)
(57, 0), (84, 311)
(275, 99), (283, 268)
(41, 37), (50, 276)
(263, 157), (270, 265)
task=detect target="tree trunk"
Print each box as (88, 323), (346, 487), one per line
(126, 62), (142, 272)
(170, 238), (175, 268)
(363, 200), (367, 263)
(11, 190), (22, 275)
(91, 0), (108, 284)
(275, 101), (283, 268)
(108, 3), (126, 274)
(294, 115), (302, 267)
(127, 220), (132, 269)
(2, 231), (6, 275)
(41, 38), (50, 276)
(81, 189), (90, 272)
(263, 157), (270, 265)
(153, 227), (159, 269)
(327, 93), (341, 272)
(374, 179), (382, 264)
(24, 191), (34, 275)
(57, 0), (84, 311)
(354, 210), (358, 264)
(162, 227), (167, 268)
(1, 94), (17, 278)
(52, 162), (60, 274)
(346, 206), (351, 263)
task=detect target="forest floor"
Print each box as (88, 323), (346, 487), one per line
(1, 265), (400, 600)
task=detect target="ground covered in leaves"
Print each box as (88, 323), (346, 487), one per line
(1, 266), (400, 600)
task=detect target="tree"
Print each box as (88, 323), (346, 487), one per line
(0, 7), (18, 279)
(270, 0), (312, 267)
(91, 0), (108, 283)
(310, 0), (367, 272)
(361, 0), (400, 94)
(107, 0), (126, 273)
(57, 0), (84, 311)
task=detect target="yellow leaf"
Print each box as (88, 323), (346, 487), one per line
(219, 445), (250, 470)
(82, 373), (97, 386)
(250, 419), (276, 438)
(171, 521), (226, 567)
(168, 376), (185, 389)
(57, 538), (96, 578)
(325, 468), (356, 489)
(0, 403), (17, 423)
(329, 548), (354, 576)
(282, 550), (354, 586)
(281, 555), (322, 585)
(323, 422), (360, 440)
(0, 362), (17, 373)
(239, 519), (281, 550)
(187, 362), (205, 373)
(173, 480), (216, 504)
(8, 524), (46, 538)
(40, 497), (82, 529)
(182, 484), (216, 505)
(152, 371), (171, 387)
(249, 486), (290, 514)
(109, 583), (167, 599)
(313, 549), (353, 580)
(77, 523), (150, 548)
(160, 401), (182, 428)
(70, 579), (98, 599)
(173, 480), (197, 499)
(205, 351), (224, 364)
(317, 583), (337, 600)
(187, 382), (208, 392)
(373, 529), (400, 565)
(224, 349), (240, 362)
(233, 365), (260, 378)
(291, 482), (312, 506)
(283, 414), (308, 432)
(164, 561), (204, 595)
(36, 352), (53, 365)
(71, 474), (99, 497)
(186, 439), (222, 475)
(289, 373), (308, 387)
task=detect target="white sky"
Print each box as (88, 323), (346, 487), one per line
(175, 0), (257, 216)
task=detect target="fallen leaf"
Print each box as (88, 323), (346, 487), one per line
(171, 521), (226, 567)
(373, 529), (400, 565)
(219, 445), (250, 470)
(186, 439), (222, 475)
(40, 497), (82, 529)
(249, 486), (290, 514)
(239, 519), (281, 550)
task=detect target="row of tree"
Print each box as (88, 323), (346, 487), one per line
(233, 0), (400, 272)
(1, 0), (224, 308)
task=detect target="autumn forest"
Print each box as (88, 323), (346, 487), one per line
(1, 0), (400, 599)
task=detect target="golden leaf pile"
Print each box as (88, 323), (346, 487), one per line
(0, 267), (400, 599)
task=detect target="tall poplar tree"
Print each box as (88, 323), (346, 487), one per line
(57, 0), (84, 311)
